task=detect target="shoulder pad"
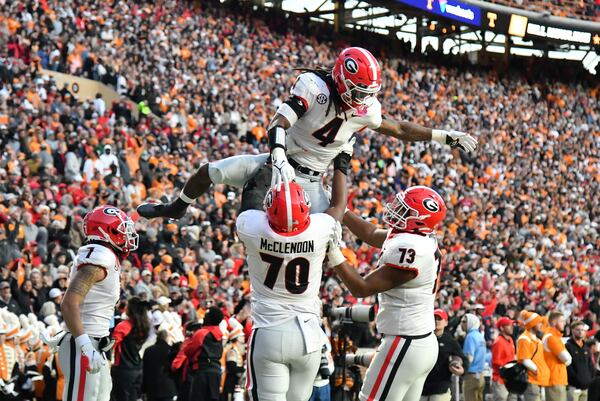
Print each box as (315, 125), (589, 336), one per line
(76, 244), (117, 271)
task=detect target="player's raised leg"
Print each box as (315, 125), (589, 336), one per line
(137, 153), (269, 219)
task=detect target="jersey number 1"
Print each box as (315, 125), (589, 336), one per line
(312, 118), (343, 147)
(260, 252), (310, 294)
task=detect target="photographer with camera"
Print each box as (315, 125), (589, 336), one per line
(310, 341), (335, 401)
(420, 309), (467, 401)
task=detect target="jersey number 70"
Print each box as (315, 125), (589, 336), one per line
(260, 252), (310, 294)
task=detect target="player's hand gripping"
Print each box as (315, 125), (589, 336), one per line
(76, 334), (105, 374)
(433, 130), (477, 153)
(271, 148), (296, 190)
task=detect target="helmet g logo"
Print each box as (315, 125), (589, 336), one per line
(103, 207), (121, 216)
(344, 58), (359, 74)
(422, 198), (439, 212)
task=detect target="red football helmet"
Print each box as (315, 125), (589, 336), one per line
(332, 47), (381, 109)
(264, 182), (311, 235)
(83, 205), (139, 254)
(383, 186), (447, 234)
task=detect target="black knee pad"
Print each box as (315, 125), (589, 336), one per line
(240, 164), (272, 213)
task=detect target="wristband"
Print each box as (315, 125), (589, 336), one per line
(271, 147), (287, 163)
(328, 247), (346, 267)
(268, 126), (287, 151)
(179, 190), (195, 204)
(431, 129), (447, 144)
(75, 334), (91, 348)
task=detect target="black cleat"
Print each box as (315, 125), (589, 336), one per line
(137, 200), (188, 220)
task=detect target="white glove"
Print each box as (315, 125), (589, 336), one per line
(75, 334), (105, 374)
(327, 238), (346, 267)
(271, 148), (296, 190)
(432, 130), (478, 153)
(40, 330), (66, 353)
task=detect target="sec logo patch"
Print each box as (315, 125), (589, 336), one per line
(316, 94), (328, 104)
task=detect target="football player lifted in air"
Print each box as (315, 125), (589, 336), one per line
(138, 47), (476, 219)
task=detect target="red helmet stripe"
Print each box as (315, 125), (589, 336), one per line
(356, 47), (378, 82)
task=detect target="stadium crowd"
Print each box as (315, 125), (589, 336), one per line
(0, 0), (599, 400)
(486, 0), (600, 22)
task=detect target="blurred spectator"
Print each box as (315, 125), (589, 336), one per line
(181, 307), (224, 401)
(142, 330), (178, 401)
(462, 313), (486, 401)
(222, 329), (246, 401)
(111, 297), (151, 401)
(0, 281), (22, 315)
(565, 321), (595, 401)
(516, 311), (549, 401)
(543, 311), (571, 401)
(421, 309), (466, 401)
(309, 342), (334, 401)
(491, 317), (516, 401)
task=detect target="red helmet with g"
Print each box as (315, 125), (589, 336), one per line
(383, 186), (446, 234)
(263, 182), (311, 235)
(332, 47), (381, 109)
(83, 205), (139, 255)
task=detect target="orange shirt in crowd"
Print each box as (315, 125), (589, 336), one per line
(542, 327), (569, 386)
(517, 330), (550, 386)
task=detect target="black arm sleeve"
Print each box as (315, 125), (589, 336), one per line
(283, 95), (308, 119)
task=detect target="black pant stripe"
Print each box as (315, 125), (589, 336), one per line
(250, 329), (260, 401)
(379, 338), (412, 401)
(66, 335), (76, 401)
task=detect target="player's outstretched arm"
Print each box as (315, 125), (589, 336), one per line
(328, 244), (416, 298)
(342, 210), (387, 249)
(375, 117), (477, 153)
(61, 265), (106, 338)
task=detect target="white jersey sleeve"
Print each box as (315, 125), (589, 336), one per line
(276, 73), (319, 126)
(376, 233), (441, 336)
(74, 244), (117, 273)
(366, 100), (382, 130)
(70, 244), (121, 337)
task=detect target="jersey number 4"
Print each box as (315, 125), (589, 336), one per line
(312, 118), (343, 147)
(260, 252), (310, 294)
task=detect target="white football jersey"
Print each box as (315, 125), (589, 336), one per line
(376, 232), (441, 336)
(236, 209), (336, 328)
(69, 243), (121, 337)
(277, 72), (382, 173)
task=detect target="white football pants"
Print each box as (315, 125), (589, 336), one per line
(58, 333), (111, 401)
(208, 154), (330, 213)
(360, 333), (438, 401)
(246, 318), (322, 401)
